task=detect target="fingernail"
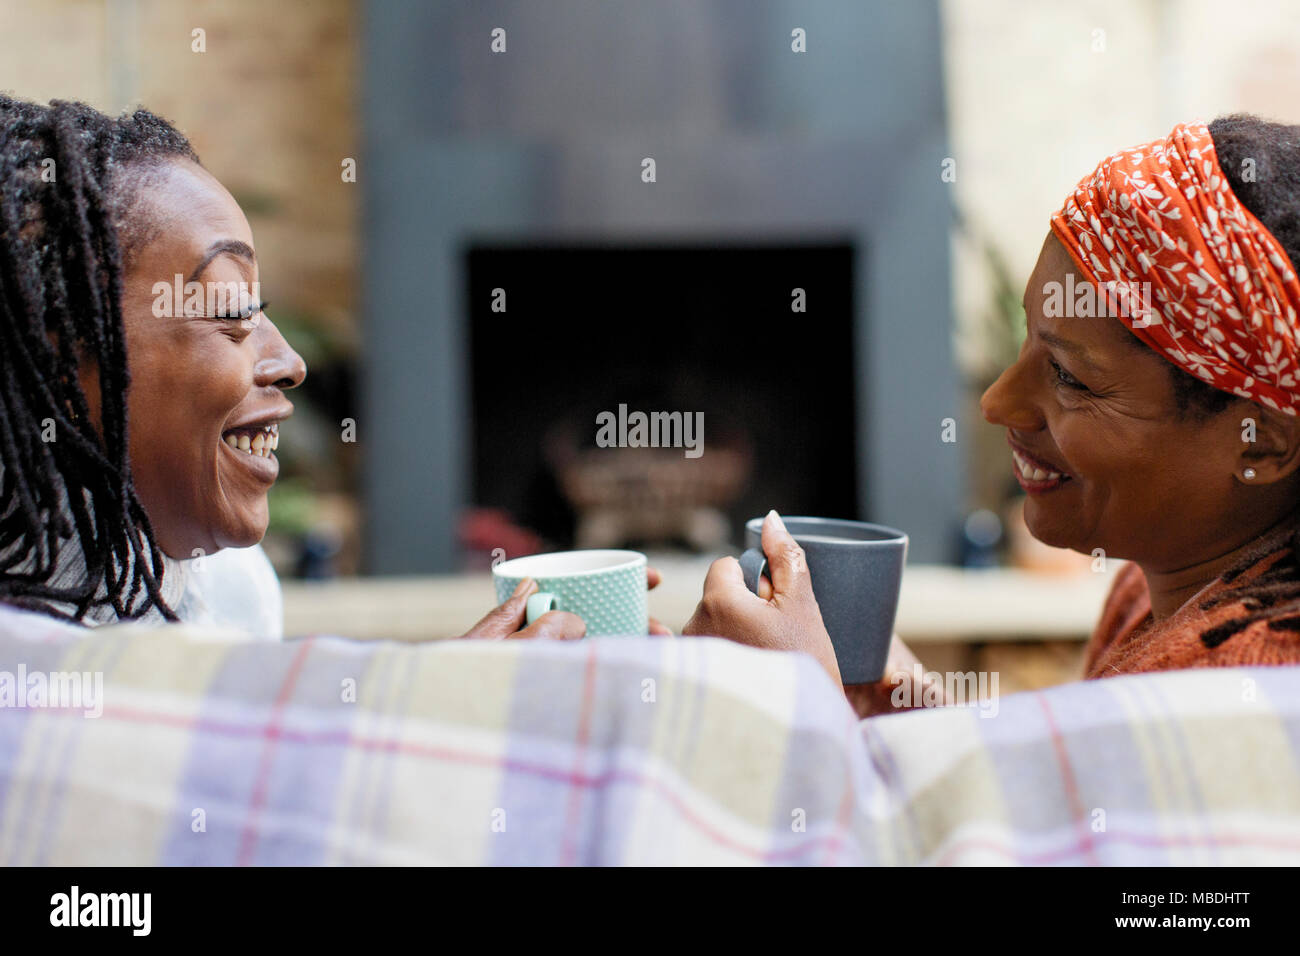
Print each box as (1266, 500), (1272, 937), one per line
(767, 509), (787, 532)
(512, 577), (536, 598)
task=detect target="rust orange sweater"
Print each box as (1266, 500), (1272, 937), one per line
(1085, 549), (1300, 678)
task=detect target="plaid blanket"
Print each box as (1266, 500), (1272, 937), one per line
(1, 604), (1299, 865)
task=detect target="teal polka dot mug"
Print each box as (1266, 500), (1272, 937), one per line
(492, 550), (648, 637)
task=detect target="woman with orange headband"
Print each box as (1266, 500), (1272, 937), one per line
(685, 114), (1300, 712)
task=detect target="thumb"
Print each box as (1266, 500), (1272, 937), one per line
(463, 578), (537, 640)
(759, 510), (813, 599)
(701, 554), (748, 598)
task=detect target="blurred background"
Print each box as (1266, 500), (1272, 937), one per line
(3, 0), (1299, 687)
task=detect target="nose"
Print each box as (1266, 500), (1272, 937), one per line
(254, 317), (307, 391)
(979, 355), (1043, 432)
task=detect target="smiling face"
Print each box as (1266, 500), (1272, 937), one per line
(980, 232), (1300, 573)
(117, 159), (306, 559)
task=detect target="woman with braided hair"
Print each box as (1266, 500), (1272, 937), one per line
(0, 96), (597, 640)
(686, 114), (1300, 713)
(0, 95), (226, 626)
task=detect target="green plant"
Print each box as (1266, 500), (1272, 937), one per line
(954, 207), (1027, 384)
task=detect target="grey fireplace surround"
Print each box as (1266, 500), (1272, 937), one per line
(361, 0), (962, 571)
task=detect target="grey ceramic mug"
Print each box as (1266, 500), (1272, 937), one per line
(740, 516), (907, 684)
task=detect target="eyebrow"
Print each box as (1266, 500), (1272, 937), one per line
(187, 239), (256, 284)
(1023, 296), (1098, 366)
(1037, 329), (1087, 356)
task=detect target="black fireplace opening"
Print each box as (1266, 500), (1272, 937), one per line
(464, 241), (858, 559)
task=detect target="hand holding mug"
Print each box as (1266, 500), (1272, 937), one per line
(683, 511), (841, 684)
(738, 513), (906, 683)
(467, 548), (670, 639)
(460, 577), (587, 641)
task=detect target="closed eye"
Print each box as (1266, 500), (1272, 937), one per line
(205, 301), (268, 332)
(1050, 358), (1089, 391)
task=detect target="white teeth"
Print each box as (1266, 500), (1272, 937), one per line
(222, 424), (280, 458)
(1013, 451), (1065, 483)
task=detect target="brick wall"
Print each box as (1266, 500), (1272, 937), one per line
(0, 0), (358, 341)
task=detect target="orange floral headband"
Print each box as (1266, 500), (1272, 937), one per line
(1050, 121), (1300, 416)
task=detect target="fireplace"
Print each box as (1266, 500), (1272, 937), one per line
(464, 241), (858, 556)
(362, 0), (960, 573)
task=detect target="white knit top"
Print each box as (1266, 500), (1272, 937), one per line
(3, 536), (283, 639)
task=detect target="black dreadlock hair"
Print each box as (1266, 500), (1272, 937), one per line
(1118, 114), (1300, 647)
(0, 95), (199, 624)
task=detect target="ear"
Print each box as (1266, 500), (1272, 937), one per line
(1237, 406), (1300, 484)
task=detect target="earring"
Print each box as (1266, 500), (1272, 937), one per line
(1244, 467), (1257, 479)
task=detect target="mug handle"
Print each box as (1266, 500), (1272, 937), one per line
(526, 591), (559, 624)
(739, 548), (769, 596)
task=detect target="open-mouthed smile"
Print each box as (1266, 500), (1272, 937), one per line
(221, 421), (278, 458)
(218, 412), (288, 483)
(1008, 437), (1073, 494)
